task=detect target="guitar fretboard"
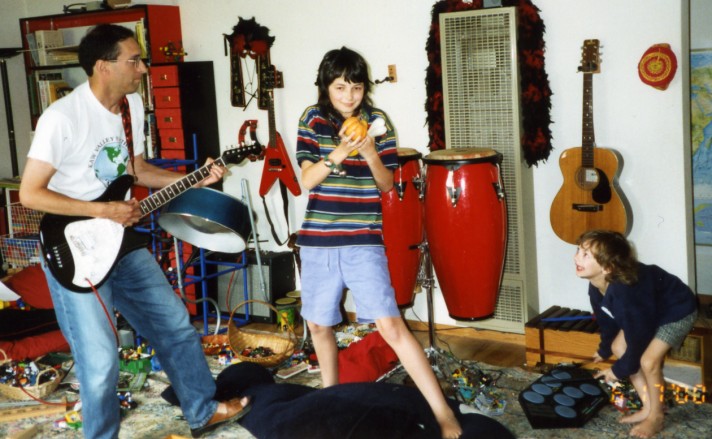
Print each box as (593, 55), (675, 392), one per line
(267, 92), (277, 147)
(581, 72), (595, 168)
(138, 157), (226, 216)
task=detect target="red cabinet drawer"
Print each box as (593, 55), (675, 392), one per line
(155, 108), (182, 129)
(151, 65), (179, 87)
(159, 128), (185, 150)
(153, 87), (181, 108)
(160, 149), (186, 160)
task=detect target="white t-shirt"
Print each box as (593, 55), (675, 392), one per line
(27, 81), (145, 201)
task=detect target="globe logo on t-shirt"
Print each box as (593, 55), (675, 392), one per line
(94, 143), (129, 186)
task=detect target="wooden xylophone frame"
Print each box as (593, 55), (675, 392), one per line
(525, 306), (615, 369)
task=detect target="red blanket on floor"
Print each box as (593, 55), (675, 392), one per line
(0, 330), (69, 360)
(338, 331), (399, 383)
(1, 265), (69, 359)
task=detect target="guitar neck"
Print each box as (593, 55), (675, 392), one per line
(267, 92), (277, 147)
(139, 157), (226, 216)
(581, 72), (595, 167)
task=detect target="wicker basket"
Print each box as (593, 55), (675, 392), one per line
(0, 349), (63, 401)
(228, 300), (297, 368)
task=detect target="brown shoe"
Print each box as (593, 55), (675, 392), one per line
(190, 396), (252, 438)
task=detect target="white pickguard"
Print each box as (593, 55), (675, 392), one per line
(64, 218), (125, 288)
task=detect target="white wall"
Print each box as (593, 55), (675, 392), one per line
(0, 0), (31, 179)
(0, 0), (697, 326)
(534, 0), (694, 311)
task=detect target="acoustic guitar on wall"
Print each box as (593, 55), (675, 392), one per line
(550, 39), (628, 244)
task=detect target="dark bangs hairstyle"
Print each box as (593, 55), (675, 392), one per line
(577, 230), (639, 285)
(315, 46), (373, 122)
(78, 24), (135, 76)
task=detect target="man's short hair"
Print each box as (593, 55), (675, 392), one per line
(78, 24), (135, 76)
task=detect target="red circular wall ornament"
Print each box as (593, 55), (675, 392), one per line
(638, 43), (677, 90)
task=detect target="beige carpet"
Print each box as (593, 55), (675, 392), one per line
(2, 353), (712, 438)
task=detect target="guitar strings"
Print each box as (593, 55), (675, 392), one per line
(242, 59), (259, 109)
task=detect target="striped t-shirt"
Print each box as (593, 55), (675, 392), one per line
(296, 105), (398, 247)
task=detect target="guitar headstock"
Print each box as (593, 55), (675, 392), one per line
(237, 119), (265, 161)
(221, 142), (263, 166)
(259, 59), (283, 91)
(579, 39), (601, 74)
(258, 56), (283, 109)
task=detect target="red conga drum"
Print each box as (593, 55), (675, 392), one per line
(423, 148), (507, 320)
(382, 147), (424, 308)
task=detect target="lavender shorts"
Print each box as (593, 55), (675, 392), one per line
(299, 246), (400, 326)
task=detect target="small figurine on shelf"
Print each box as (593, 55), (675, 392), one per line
(159, 41), (187, 62)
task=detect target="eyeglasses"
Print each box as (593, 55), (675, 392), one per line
(105, 55), (145, 70)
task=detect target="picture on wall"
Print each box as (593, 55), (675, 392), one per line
(691, 49), (712, 245)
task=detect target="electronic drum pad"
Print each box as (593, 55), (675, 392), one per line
(519, 367), (610, 429)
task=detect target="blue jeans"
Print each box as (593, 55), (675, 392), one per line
(43, 248), (217, 439)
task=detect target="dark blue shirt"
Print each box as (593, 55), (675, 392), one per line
(589, 263), (697, 379)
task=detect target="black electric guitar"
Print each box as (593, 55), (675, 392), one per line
(39, 143), (260, 292)
(550, 39), (628, 244)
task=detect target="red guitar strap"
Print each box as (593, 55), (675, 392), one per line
(119, 96), (136, 180)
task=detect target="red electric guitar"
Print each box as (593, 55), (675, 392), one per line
(258, 63), (301, 197)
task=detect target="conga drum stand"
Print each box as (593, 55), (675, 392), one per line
(419, 240), (467, 388)
(377, 240), (467, 395)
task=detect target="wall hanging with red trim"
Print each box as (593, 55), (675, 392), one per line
(224, 17), (276, 109)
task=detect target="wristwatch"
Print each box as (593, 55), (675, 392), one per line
(323, 157), (337, 171)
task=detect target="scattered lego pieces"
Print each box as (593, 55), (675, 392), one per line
(118, 391), (137, 410)
(0, 360), (55, 389)
(240, 346), (275, 359)
(451, 366), (507, 415)
(118, 344), (154, 375)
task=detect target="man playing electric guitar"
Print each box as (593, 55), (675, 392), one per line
(20, 24), (250, 438)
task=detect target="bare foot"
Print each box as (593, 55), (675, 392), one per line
(438, 413), (462, 439)
(629, 415), (663, 438)
(620, 408), (648, 424)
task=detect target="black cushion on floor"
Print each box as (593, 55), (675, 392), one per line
(162, 362), (515, 439)
(0, 309), (60, 340)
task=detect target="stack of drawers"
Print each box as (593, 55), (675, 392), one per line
(148, 61), (220, 169)
(151, 64), (188, 164)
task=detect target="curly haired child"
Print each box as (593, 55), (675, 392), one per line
(574, 230), (697, 438)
